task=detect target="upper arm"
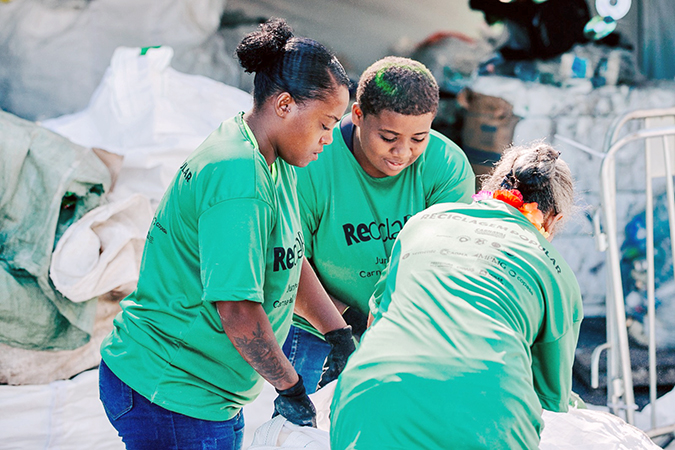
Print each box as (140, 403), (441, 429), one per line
(216, 299), (265, 329)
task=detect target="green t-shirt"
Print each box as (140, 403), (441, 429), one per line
(330, 200), (583, 449)
(101, 113), (304, 421)
(294, 115), (475, 335)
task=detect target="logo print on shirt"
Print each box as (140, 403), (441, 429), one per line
(273, 232), (304, 272)
(179, 161), (193, 182)
(342, 215), (412, 246)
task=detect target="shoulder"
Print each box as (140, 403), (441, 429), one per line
(198, 117), (257, 160)
(193, 133), (259, 184)
(422, 130), (470, 164)
(539, 239), (582, 292)
(190, 119), (275, 208)
(411, 130), (475, 202)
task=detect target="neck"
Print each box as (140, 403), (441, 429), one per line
(352, 126), (363, 159)
(243, 109), (277, 167)
(351, 129), (367, 174)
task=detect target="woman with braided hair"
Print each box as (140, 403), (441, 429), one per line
(330, 142), (583, 449)
(99, 18), (350, 449)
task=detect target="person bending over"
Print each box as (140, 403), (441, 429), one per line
(331, 142), (582, 449)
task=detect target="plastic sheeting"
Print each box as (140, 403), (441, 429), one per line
(634, 384), (675, 432)
(250, 416), (329, 450)
(50, 194), (153, 303)
(540, 408), (661, 449)
(0, 111), (110, 351)
(0, 369), (123, 450)
(0, 297), (121, 386)
(42, 45), (253, 208)
(0, 0), (236, 121)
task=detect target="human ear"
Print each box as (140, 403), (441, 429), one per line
(543, 213), (563, 239)
(275, 92), (294, 117)
(351, 103), (364, 127)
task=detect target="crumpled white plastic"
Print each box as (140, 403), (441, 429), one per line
(49, 194), (153, 302)
(634, 385), (675, 433)
(540, 408), (660, 450)
(0, 368), (123, 449)
(248, 382), (335, 449)
(249, 416), (330, 450)
(42, 45), (253, 207)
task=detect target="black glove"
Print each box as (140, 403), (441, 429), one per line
(273, 375), (317, 427)
(316, 326), (356, 390)
(342, 306), (368, 338)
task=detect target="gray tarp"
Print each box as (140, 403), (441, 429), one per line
(0, 111), (110, 350)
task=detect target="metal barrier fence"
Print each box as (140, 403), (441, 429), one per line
(591, 107), (675, 439)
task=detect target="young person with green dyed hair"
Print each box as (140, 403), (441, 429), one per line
(330, 143), (583, 449)
(284, 56), (476, 393)
(98, 18), (351, 449)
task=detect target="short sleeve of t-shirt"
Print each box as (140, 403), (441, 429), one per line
(531, 318), (582, 412)
(423, 132), (476, 206)
(530, 265), (584, 412)
(199, 198), (273, 303)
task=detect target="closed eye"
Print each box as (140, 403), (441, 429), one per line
(411, 136), (427, 143)
(380, 135), (396, 143)
(322, 123), (330, 131)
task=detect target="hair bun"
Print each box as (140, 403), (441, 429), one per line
(482, 142), (573, 221)
(236, 18), (294, 73)
(514, 144), (559, 188)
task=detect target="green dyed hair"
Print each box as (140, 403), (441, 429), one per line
(356, 56), (439, 117)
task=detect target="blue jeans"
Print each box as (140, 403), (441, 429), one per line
(282, 325), (331, 394)
(99, 360), (244, 450)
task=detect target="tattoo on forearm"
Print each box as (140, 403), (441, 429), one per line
(233, 323), (292, 385)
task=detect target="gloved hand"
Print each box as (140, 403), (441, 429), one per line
(342, 306), (368, 338)
(316, 326), (356, 390)
(273, 375), (317, 427)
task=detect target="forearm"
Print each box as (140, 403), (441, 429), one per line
(294, 258), (347, 334)
(217, 300), (297, 391)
